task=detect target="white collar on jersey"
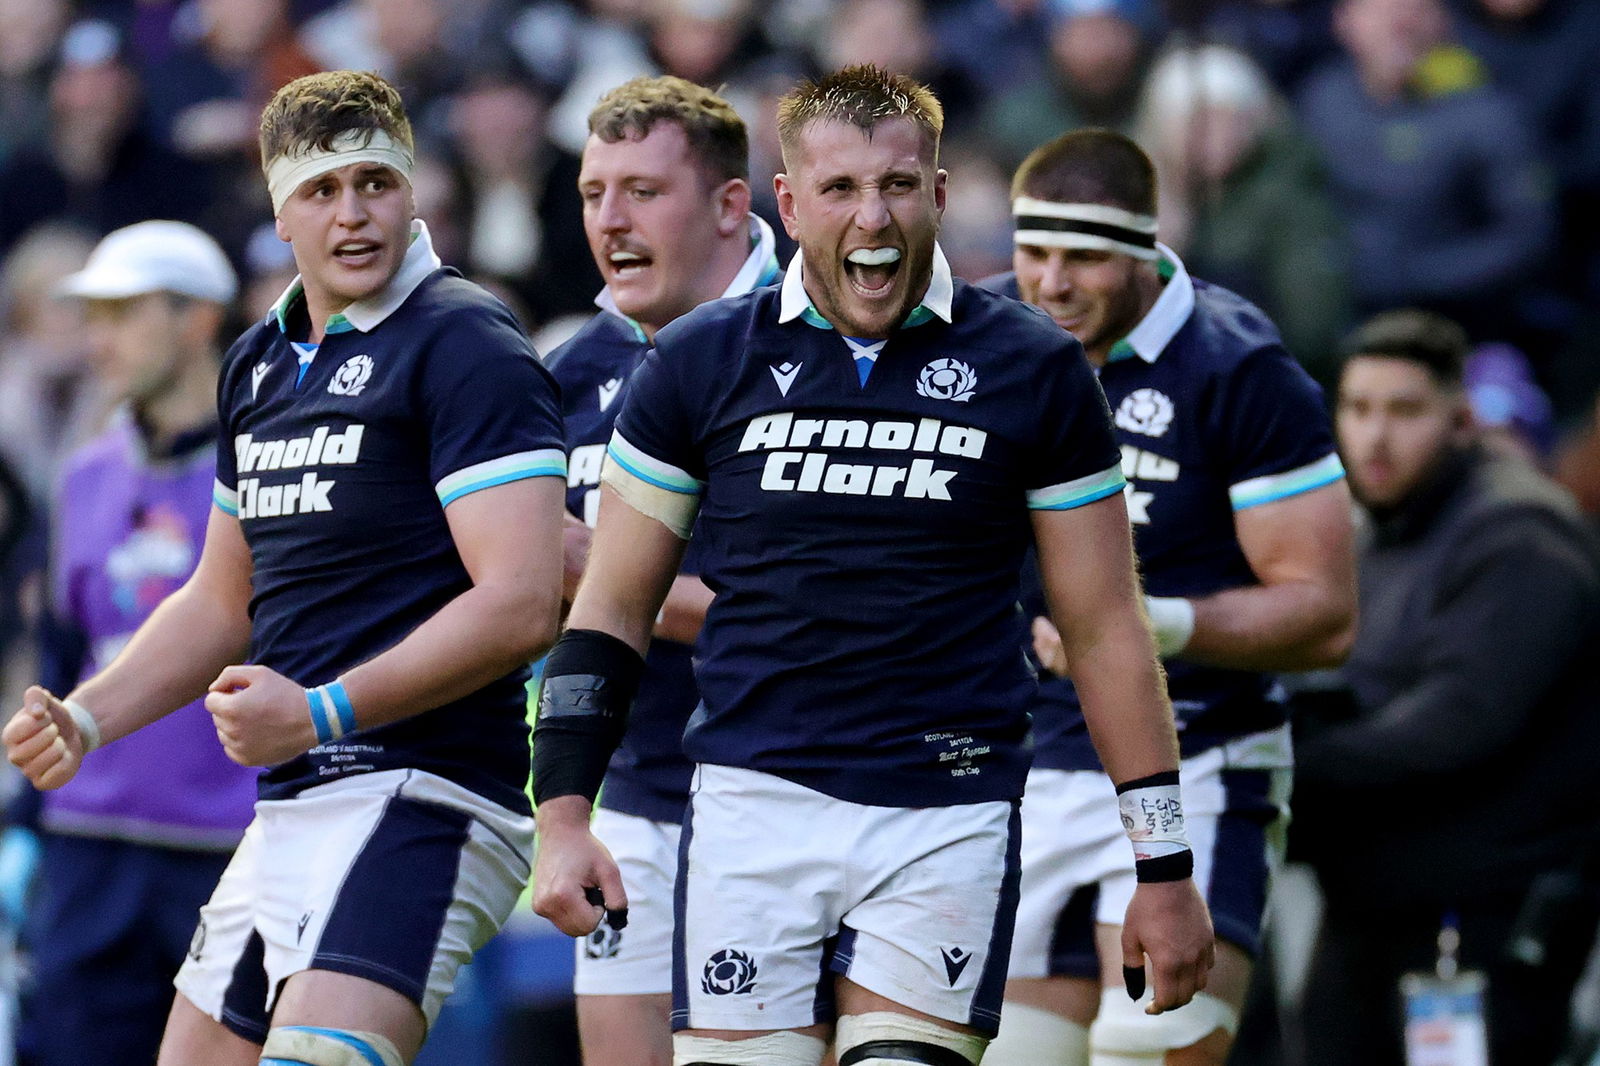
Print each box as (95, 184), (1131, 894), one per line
(593, 214), (782, 321)
(1117, 242), (1195, 364)
(778, 242), (955, 328)
(268, 219), (443, 335)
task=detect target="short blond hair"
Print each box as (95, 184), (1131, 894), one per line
(776, 64), (943, 168)
(588, 76), (748, 184)
(258, 70), (413, 170)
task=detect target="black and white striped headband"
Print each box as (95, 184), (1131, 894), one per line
(1012, 198), (1160, 261)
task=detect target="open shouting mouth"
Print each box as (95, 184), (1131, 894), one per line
(844, 246), (902, 299)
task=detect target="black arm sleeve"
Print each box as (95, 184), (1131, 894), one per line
(531, 629), (646, 806)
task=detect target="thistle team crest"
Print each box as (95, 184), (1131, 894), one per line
(916, 358), (977, 403)
(328, 354), (374, 396)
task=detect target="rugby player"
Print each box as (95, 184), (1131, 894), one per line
(532, 67), (1213, 1066)
(3, 70), (567, 1066)
(547, 75), (779, 1066)
(979, 130), (1356, 1066)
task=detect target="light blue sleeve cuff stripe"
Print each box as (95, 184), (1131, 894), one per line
(324, 680), (357, 736)
(438, 467), (565, 507)
(1230, 453), (1345, 511)
(435, 449), (566, 506)
(1027, 464), (1127, 511)
(606, 431), (703, 494)
(213, 479), (239, 516)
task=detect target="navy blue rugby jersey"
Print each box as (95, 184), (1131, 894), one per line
(606, 247), (1125, 808)
(546, 217), (780, 824)
(212, 222), (566, 814)
(985, 251), (1342, 770)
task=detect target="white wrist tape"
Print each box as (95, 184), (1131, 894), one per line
(1118, 781), (1190, 862)
(63, 699), (101, 753)
(1144, 595), (1195, 657)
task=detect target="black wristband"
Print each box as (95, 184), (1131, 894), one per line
(1115, 769), (1181, 794)
(1134, 850), (1194, 884)
(532, 629), (645, 807)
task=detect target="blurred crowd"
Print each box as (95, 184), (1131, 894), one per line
(2, 0), (1600, 1062)
(3, 0), (1600, 532)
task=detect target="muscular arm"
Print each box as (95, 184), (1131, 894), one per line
(1182, 481), (1357, 671)
(563, 511), (711, 645)
(205, 477), (566, 766)
(71, 505), (254, 743)
(1032, 496), (1214, 1011)
(1032, 496), (1177, 783)
(534, 484), (689, 933)
(337, 475), (566, 723)
(566, 484), (690, 662)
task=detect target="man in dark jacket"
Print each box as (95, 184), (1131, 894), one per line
(1291, 308), (1600, 1066)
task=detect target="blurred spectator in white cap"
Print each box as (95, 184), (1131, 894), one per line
(1137, 43), (1352, 385)
(0, 20), (205, 257)
(982, 0), (1161, 169)
(12, 217), (254, 1066)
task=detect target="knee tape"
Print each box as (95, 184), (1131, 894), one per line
(672, 1030), (826, 1066)
(835, 1011), (986, 1066)
(259, 1025), (405, 1066)
(1089, 989), (1238, 1064)
(980, 1002), (1090, 1066)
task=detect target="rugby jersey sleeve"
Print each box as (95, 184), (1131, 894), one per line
(423, 305), (567, 508)
(1212, 345), (1344, 512)
(1024, 336), (1126, 512)
(607, 341), (706, 502)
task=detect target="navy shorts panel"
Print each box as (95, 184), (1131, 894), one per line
(311, 796), (472, 1005)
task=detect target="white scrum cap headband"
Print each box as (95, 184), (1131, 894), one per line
(265, 129), (415, 215)
(1012, 197), (1161, 260)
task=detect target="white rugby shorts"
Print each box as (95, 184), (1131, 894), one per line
(672, 765), (1020, 1036)
(174, 769), (534, 1041)
(573, 806), (682, 996)
(1007, 727), (1292, 980)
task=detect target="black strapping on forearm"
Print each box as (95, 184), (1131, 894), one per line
(531, 629), (645, 806)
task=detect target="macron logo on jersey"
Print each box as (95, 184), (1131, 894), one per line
(598, 377), (623, 411)
(738, 412), (986, 501)
(770, 361), (802, 397)
(232, 425), (365, 519)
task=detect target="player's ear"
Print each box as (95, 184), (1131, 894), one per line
(715, 178), (751, 238)
(934, 168), (948, 216)
(774, 173), (801, 241)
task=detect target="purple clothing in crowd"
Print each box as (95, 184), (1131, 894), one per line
(43, 412), (256, 851)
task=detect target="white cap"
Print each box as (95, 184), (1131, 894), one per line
(1146, 44), (1274, 117)
(59, 220), (238, 304)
